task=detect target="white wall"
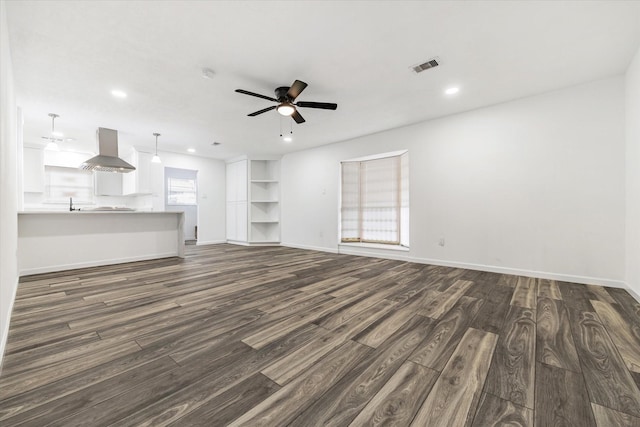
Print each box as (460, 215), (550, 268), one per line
(626, 46), (640, 298)
(148, 151), (226, 245)
(281, 77), (626, 287)
(0, 0), (19, 367)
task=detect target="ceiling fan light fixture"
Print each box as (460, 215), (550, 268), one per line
(45, 141), (59, 151)
(277, 103), (295, 116)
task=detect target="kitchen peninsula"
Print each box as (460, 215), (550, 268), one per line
(18, 211), (185, 275)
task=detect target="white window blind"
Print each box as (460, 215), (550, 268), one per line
(341, 152), (409, 246)
(167, 177), (197, 205)
(45, 166), (94, 204)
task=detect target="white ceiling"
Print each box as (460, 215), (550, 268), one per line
(6, 1), (640, 159)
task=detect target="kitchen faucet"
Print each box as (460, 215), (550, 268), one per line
(70, 197), (77, 211)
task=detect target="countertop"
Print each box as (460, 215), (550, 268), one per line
(18, 211), (182, 215)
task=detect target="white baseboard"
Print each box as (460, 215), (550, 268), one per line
(283, 243), (626, 289)
(196, 240), (226, 246)
(0, 276), (19, 374)
(624, 285), (640, 303)
(407, 255), (626, 289)
(281, 242), (339, 254)
(19, 252), (180, 276)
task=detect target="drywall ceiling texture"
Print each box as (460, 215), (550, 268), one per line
(281, 77), (625, 286)
(0, 0), (19, 366)
(5, 1), (640, 159)
(626, 46), (640, 297)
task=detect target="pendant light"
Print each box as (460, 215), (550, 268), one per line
(43, 113), (62, 151)
(151, 133), (161, 163)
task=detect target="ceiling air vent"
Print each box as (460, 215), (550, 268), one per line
(412, 58), (439, 73)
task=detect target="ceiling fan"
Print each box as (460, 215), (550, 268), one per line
(235, 80), (337, 124)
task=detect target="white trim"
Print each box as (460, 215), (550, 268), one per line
(226, 240), (251, 246)
(283, 244), (626, 289)
(624, 285), (640, 303)
(0, 276), (19, 374)
(196, 239), (227, 246)
(339, 242), (409, 252)
(342, 149), (408, 163)
(281, 242), (339, 254)
(19, 252), (180, 276)
(339, 244), (410, 261)
(406, 255), (626, 288)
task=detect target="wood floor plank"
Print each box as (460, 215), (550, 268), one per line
(536, 297), (581, 372)
(4, 244), (640, 426)
(535, 362), (596, 426)
(537, 279), (562, 300)
(419, 279), (474, 319)
(2, 356), (179, 426)
(484, 305), (536, 409)
(586, 284), (617, 304)
(471, 300), (509, 334)
(227, 340), (371, 426)
(510, 277), (537, 309)
(591, 300), (640, 373)
(592, 403), (640, 427)
(568, 307), (640, 417)
(559, 282), (594, 312)
(607, 288), (640, 322)
(409, 296), (483, 371)
(410, 328), (498, 427)
(348, 361), (438, 427)
(165, 373), (280, 427)
(289, 315), (435, 426)
(471, 393), (533, 427)
(261, 299), (397, 385)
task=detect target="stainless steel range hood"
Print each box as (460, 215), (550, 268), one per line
(79, 128), (135, 173)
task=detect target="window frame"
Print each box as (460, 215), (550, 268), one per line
(340, 151), (409, 247)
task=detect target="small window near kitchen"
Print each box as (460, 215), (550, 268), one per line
(167, 177), (197, 205)
(44, 166), (94, 204)
(340, 151), (409, 247)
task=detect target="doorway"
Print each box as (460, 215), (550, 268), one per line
(164, 167), (198, 243)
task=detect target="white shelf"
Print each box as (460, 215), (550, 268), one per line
(227, 159), (280, 244)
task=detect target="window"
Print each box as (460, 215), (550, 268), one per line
(341, 151), (409, 246)
(45, 166), (94, 204)
(167, 177), (197, 205)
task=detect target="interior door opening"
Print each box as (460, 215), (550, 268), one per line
(164, 167), (198, 244)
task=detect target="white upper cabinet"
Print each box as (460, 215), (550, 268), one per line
(23, 147), (45, 193)
(122, 149), (152, 195)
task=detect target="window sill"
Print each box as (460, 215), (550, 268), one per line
(339, 242), (409, 252)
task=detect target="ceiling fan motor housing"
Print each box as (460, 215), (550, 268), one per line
(275, 86), (291, 102)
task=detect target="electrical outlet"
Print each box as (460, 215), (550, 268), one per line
(439, 238), (445, 247)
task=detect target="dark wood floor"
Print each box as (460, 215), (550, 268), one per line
(1, 244), (640, 426)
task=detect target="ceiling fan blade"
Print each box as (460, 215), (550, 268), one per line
(291, 110), (306, 124)
(235, 89), (277, 102)
(286, 80), (308, 101)
(248, 105), (277, 116)
(296, 101), (338, 110)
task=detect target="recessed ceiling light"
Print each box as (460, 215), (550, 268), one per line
(111, 89), (127, 98)
(187, 148), (196, 153)
(445, 87), (460, 95)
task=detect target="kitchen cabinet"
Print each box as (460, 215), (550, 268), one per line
(226, 160), (248, 242)
(95, 171), (123, 196)
(122, 149), (152, 195)
(226, 158), (280, 245)
(23, 147), (45, 192)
